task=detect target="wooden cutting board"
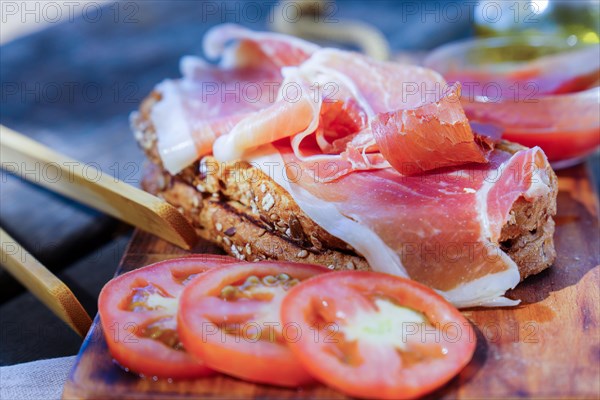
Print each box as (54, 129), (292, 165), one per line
(62, 163), (600, 399)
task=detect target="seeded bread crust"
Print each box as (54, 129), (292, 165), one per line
(133, 93), (557, 279)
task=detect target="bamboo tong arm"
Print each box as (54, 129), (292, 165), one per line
(0, 228), (92, 337)
(0, 125), (197, 250)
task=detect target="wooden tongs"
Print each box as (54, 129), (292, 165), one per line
(0, 125), (199, 335)
(1, 126), (197, 249)
(1, 228), (92, 336)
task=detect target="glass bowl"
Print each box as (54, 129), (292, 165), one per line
(424, 36), (600, 169)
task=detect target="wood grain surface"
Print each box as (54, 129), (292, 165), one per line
(62, 163), (600, 399)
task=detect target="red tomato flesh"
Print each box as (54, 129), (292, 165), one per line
(98, 255), (236, 379)
(281, 271), (476, 399)
(177, 261), (329, 387)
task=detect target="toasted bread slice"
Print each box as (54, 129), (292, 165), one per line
(132, 93), (557, 280)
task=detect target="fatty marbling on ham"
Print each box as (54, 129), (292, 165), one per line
(151, 66), (277, 174)
(256, 144), (550, 307)
(147, 24), (555, 307)
(151, 24), (317, 175)
(372, 83), (495, 175)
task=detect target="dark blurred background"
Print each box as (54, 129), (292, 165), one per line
(1, 0), (598, 365)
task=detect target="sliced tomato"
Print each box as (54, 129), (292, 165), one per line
(98, 255), (237, 379)
(177, 261), (329, 387)
(281, 271), (476, 399)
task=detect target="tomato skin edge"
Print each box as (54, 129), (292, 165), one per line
(177, 262), (330, 387)
(280, 271), (477, 399)
(100, 323), (215, 380)
(97, 256), (236, 379)
(177, 314), (315, 387)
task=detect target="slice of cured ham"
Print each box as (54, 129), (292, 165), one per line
(150, 63), (279, 174)
(149, 24), (318, 174)
(372, 83), (493, 175)
(203, 23), (319, 69)
(250, 143), (552, 307)
(152, 24), (492, 176)
(212, 70), (323, 162)
(209, 46), (492, 176)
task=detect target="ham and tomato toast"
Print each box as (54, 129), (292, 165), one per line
(131, 24), (557, 308)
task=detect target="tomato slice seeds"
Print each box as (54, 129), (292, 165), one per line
(98, 255), (236, 379)
(281, 271), (477, 399)
(177, 261), (330, 387)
